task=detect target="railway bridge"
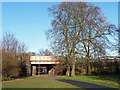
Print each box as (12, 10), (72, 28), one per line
(25, 56), (62, 76)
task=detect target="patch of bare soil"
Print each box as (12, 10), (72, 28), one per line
(34, 74), (56, 79)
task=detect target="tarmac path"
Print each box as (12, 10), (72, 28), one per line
(56, 78), (119, 90)
(38, 74), (119, 90)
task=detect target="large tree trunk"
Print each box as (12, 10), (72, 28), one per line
(71, 41), (76, 77)
(71, 54), (75, 77)
(71, 62), (75, 77)
(87, 41), (91, 74)
(66, 65), (70, 76)
(87, 59), (91, 74)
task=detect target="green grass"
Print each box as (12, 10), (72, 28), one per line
(2, 77), (80, 88)
(56, 75), (120, 89)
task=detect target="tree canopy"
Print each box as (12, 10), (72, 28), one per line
(47, 2), (117, 76)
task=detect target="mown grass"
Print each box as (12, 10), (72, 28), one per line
(56, 75), (120, 89)
(2, 76), (81, 88)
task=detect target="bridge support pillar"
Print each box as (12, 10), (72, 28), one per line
(32, 66), (36, 76)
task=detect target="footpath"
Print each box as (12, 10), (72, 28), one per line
(37, 74), (119, 90)
(56, 78), (119, 90)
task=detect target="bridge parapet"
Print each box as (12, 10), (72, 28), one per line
(30, 56), (62, 64)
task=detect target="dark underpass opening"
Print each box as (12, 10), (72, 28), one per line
(31, 64), (56, 76)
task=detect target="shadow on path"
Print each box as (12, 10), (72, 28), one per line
(56, 79), (119, 90)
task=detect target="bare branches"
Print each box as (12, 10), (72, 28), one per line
(2, 32), (28, 79)
(47, 2), (118, 76)
(38, 49), (53, 56)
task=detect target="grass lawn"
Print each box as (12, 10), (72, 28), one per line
(2, 76), (81, 88)
(57, 75), (120, 89)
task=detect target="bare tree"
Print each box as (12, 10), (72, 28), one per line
(1, 32), (28, 79)
(2, 32), (19, 78)
(47, 2), (117, 77)
(38, 49), (53, 56)
(27, 52), (36, 56)
(18, 42), (28, 76)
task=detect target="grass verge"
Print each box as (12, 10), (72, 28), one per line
(2, 76), (81, 88)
